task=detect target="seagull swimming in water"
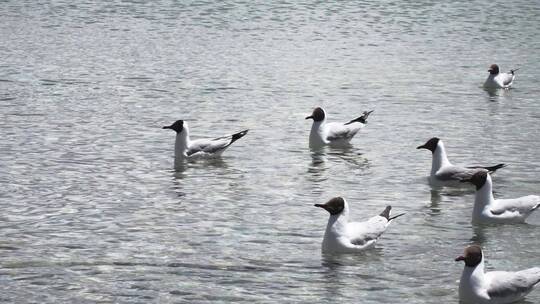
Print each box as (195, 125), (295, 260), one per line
(306, 107), (373, 149)
(314, 197), (404, 254)
(417, 137), (506, 186)
(163, 120), (248, 159)
(483, 64), (518, 89)
(456, 245), (540, 304)
(460, 171), (540, 223)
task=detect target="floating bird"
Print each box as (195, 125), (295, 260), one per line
(314, 197), (404, 254)
(417, 137), (506, 185)
(306, 107), (373, 149)
(456, 245), (540, 304)
(483, 64), (518, 89)
(163, 120), (248, 159)
(460, 171), (540, 223)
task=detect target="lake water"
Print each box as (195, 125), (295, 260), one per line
(1, 1), (540, 303)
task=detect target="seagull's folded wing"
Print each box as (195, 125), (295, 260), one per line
(486, 268), (540, 300)
(436, 166), (478, 181)
(346, 216), (387, 245)
(325, 122), (362, 141)
(500, 73), (515, 86)
(491, 196), (540, 215)
(187, 137), (232, 156)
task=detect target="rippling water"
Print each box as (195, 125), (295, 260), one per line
(2, 1), (540, 303)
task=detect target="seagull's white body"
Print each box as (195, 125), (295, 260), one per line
(471, 174), (540, 224)
(422, 140), (503, 186)
(320, 200), (395, 254)
(429, 141), (487, 184)
(484, 72), (516, 89)
(309, 121), (366, 149)
(459, 256), (540, 303)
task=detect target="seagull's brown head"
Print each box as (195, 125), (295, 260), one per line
(455, 245), (483, 267)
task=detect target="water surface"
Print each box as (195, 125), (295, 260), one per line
(1, 1), (540, 303)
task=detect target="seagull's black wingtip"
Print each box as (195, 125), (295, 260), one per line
(388, 213), (406, 221)
(487, 163), (506, 173)
(231, 129), (249, 142)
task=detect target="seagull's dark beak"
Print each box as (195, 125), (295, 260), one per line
(488, 68), (493, 72)
(305, 115), (313, 120)
(162, 126), (171, 129)
(416, 144), (427, 150)
(455, 256), (465, 262)
(314, 204), (329, 213)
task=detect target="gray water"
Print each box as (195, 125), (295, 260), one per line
(1, 1), (540, 303)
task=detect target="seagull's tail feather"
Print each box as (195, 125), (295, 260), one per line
(379, 206), (405, 221)
(230, 129), (249, 144)
(510, 68), (520, 75)
(484, 163), (506, 173)
(389, 213), (406, 221)
(380, 206), (391, 219)
(344, 110), (374, 125)
(467, 163), (506, 173)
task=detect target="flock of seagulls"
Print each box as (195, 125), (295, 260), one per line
(163, 65), (539, 303)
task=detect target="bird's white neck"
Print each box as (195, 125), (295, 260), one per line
(473, 175), (495, 218)
(431, 141), (451, 175)
(309, 119), (327, 148)
(459, 259), (487, 300)
(324, 203), (349, 237)
(483, 74), (500, 88)
(174, 127), (190, 158)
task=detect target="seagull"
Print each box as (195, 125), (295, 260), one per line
(306, 107), (373, 149)
(314, 197), (404, 254)
(483, 64), (518, 89)
(417, 137), (506, 186)
(162, 120), (248, 159)
(456, 245), (540, 304)
(460, 171), (540, 223)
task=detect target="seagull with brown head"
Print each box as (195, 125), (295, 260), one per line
(456, 245), (540, 304)
(417, 137), (506, 186)
(314, 197), (404, 254)
(460, 171), (540, 223)
(306, 107), (373, 150)
(163, 119), (248, 160)
(483, 64), (518, 89)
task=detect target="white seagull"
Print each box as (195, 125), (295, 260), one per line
(306, 107), (373, 149)
(417, 137), (506, 186)
(163, 120), (248, 159)
(456, 245), (540, 304)
(314, 197), (404, 254)
(460, 171), (540, 223)
(483, 64), (518, 89)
